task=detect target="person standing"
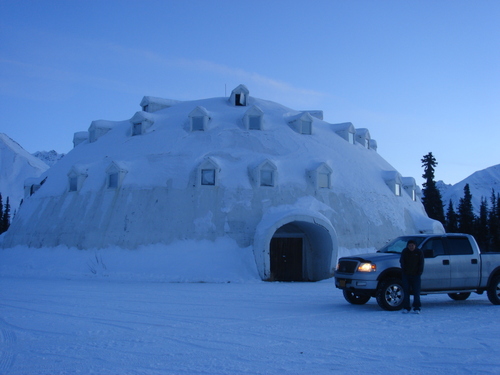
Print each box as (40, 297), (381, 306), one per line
(400, 239), (425, 314)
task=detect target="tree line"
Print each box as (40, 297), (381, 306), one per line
(0, 193), (11, 235)
(421, 152), (500, 252)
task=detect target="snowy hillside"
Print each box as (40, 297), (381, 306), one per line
(439, 164), (500, 213)
(0, 133), (49, 209)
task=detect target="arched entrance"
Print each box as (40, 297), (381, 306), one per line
(270, 221), (334, 281)
(253, 210), (337, 282)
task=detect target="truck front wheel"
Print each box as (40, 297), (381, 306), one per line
(343, 290), (371, 305)
(376, 279), (404, 311)
(487, 274), (500, 305)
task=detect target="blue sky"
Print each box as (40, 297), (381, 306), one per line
(1, 0), (499, 185)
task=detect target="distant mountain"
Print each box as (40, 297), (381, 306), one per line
(32, 150), (65, 167)
(0, 133), (50, 209)
(438, 164), (500, 214)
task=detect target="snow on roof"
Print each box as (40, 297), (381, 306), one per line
(140, 96), (181, 109)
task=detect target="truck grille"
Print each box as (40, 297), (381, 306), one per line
(337, 260), (358, 274)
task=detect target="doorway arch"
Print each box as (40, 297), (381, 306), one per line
(253, 210), (338, 281)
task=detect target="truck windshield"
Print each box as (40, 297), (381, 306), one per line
(377, 237), (425, 254)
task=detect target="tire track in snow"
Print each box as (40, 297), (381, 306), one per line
(0, 318), (17, 374)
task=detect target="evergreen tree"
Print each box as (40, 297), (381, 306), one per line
(421, 152), (445, 224)
(0, 193), (4, 234)
(490, 191), (500, 251)
(457, 184), (475, 235)
(474, 197), (489, 251)
(445, 200), (458, 233)
(1, 196), (10, 233)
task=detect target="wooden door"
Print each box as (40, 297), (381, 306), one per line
(270, 237), (303, 281)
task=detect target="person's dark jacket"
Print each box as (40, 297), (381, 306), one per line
(400, 247), (424, 276)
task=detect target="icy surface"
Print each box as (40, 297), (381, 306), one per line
(0, 245), (499, 374)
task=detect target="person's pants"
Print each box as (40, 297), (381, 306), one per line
(402, 274), (421, 310)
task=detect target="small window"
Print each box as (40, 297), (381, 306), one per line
(192, 116), (204, 131)
(132, 123), (142, 136)
(249, 115), (261, 130)
(395, 183), (401, 196)
(201, 169), (215, 185)
(318, 172), (330, 188)
(422, 238), (445, 257)
(348, 132), (355, 144)
(260, 170), (274, 187)
(301, 120), (312, 135)
(143, 104), (149, 112)
(446, 237), (473, 255)
(69, 177), (78, 192)
(108, 173), (119, 189)
(235, 93), (245, 106)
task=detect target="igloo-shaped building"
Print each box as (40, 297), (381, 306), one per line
(3, 85), (443, 281)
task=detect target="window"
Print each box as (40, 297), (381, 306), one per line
(249, 115), (261, 130)
(192, 116), (204, 131)
(201, 169), (215, 185)
(301, 120), (312, 135)
(67, 168), (87, 192)
(189, 107), (209, 132)
(395, 183), (402, 196)
(422, 238), (445, 257)
(348, 132), (355, 144)
(108, 173), (119, 189)
(311, 163), (332, 189)
(132, 123), (142, 136)
(69, 177), (78, 192)
(318, 172), (330, 188)
(446, 237), (473, 255)
(105, 162), (127, 190)
(235, 93), (245, 106)
(260, 169), (274, 187)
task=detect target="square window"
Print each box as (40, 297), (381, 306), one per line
(201, 169), (215, 185)
(108, 173), (119, 189)
(260, 170), (274, 186)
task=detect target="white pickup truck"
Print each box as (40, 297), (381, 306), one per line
(334, 234), (500, 310)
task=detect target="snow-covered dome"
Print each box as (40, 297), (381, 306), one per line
(2, 85), (443, 281)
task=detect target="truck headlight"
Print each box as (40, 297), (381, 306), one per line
(357, 262), (376, 272)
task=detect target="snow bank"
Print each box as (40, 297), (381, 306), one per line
(0, 238), (261, 283)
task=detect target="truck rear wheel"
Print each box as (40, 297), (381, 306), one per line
(376, 279), (404, 311)
(343, 290), (371, 305)
(448, 292), (471, 301)
(487, 274), (500, 305)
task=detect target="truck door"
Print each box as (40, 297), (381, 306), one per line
(420, 238), (451, 290)
(445, 237), (480, 289)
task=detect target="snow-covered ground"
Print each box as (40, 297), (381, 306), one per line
(1, 245), (499, 374)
